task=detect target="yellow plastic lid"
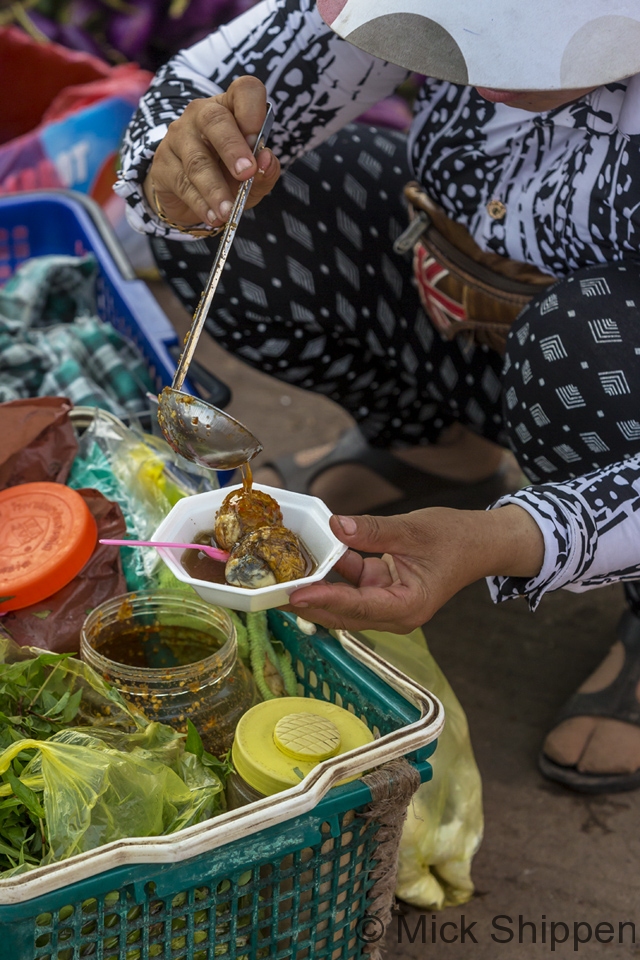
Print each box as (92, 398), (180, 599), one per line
(231, 697), (375, 797)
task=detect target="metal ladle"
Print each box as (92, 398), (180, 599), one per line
(157, 104), (274, 471)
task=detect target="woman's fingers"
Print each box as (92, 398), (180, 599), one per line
(356, 556), (398, 589)
(145, 76), (279, 228)
(221, 75), (269, 158)
(246, 149), (281, 208)
(150, 137), (223, 226)
(332, 551), (396, 589)
(288, 579), (425, 634)
(290, 551), (430, 633)
(166, 103), (254, 223)
(192, 98), (259, 186)
(332, 549), (365, 584)
(187, 78), (274, 216)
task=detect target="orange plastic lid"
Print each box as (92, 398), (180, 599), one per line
(0, 482), (98, 612)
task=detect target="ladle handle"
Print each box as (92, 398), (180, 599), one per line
(171, 103), (275, 391)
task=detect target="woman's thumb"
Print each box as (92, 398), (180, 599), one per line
(330, 513), (406, 554)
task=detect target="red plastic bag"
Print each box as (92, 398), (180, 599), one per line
(0, 26), (112, 145)
(1, 488), (126, 653)
(0, 27), (151, 202)
(0, 396), (77, 490)
(0, 397), (127, 651)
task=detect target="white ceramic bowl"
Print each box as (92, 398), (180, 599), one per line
(150, 483), (347, 612)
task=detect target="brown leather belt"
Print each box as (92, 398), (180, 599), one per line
(395, 182), (556, 353)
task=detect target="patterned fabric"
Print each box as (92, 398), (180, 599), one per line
(409, 80), (640, 276)
(502, 266), (640, 483)
(0, 255), (154, 419)
(0, 253), (97, 325)
(489, 263), (640, 608)
(115, 0), (640, 608)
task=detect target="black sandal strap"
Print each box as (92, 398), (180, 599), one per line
(552, 610), (640, 728)
(538, 751), (640, 794)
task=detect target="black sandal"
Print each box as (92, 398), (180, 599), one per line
(538, 608), (640, 794)
(261, 425), (514, 514)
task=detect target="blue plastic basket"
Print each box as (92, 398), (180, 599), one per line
(0, 188), (235, 483)
(0, 189), (185, 395)
(0, 612), (443, 960)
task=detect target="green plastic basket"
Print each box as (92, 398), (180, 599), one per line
(0, 612), (443, 960)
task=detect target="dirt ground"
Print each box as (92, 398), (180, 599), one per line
(151, 281), (640, 960)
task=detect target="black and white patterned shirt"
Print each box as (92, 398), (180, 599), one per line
(115, 0), (640, 609)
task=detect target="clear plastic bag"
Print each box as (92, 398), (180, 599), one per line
(0, 636), (225, 876)
(67, 408), (219, 588)
(360, 627), (484, 909)
(0, 724), (224, 867)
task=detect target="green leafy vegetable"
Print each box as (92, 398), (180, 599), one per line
(0, 642), (231, 876)
(184, 717), (204, 758)
(0, 652), (89, 870)
(185, 719), (233, 783)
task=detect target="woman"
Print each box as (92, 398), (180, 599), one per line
(115, 0), (640, 793)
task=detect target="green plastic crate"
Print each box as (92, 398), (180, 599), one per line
(0, 612), (443, 960)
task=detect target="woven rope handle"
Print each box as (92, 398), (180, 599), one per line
(360, 759), (423, 958)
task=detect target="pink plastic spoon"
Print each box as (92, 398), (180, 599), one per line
(99, 538), (229, 562)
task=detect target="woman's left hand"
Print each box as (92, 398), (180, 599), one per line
(287, 505), (545, 633)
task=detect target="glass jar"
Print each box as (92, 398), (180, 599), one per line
(225, 770), (265, 808)
(81, 591), (258, 757)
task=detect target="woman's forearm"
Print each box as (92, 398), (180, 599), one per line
(452, 504), (545, 583)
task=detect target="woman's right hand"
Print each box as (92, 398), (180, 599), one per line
(287, 505), (546, 634)
(143, 76), (281, 231)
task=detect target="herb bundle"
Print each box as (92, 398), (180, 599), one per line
(0, 641), (227, 876)
(0, 652), (92, 871)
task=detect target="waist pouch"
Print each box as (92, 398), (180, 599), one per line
(394, 182), (556, 353)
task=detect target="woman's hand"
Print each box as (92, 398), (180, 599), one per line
(288, 505), (545, 633)
(143, 76), (281, 231)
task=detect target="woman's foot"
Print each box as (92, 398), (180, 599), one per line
(540, 606), (640, 792)
(542, 640), (640, 778)
(255, 423), (524, 515)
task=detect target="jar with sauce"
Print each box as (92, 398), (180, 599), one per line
(80, 591), (258, 757)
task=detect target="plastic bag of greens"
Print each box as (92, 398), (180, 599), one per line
(0, 723), (224, 869)
(0, 636), (226, 876)
(359, 627), (483, 910)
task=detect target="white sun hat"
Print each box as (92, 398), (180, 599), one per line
(317, 0), (640, 91)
